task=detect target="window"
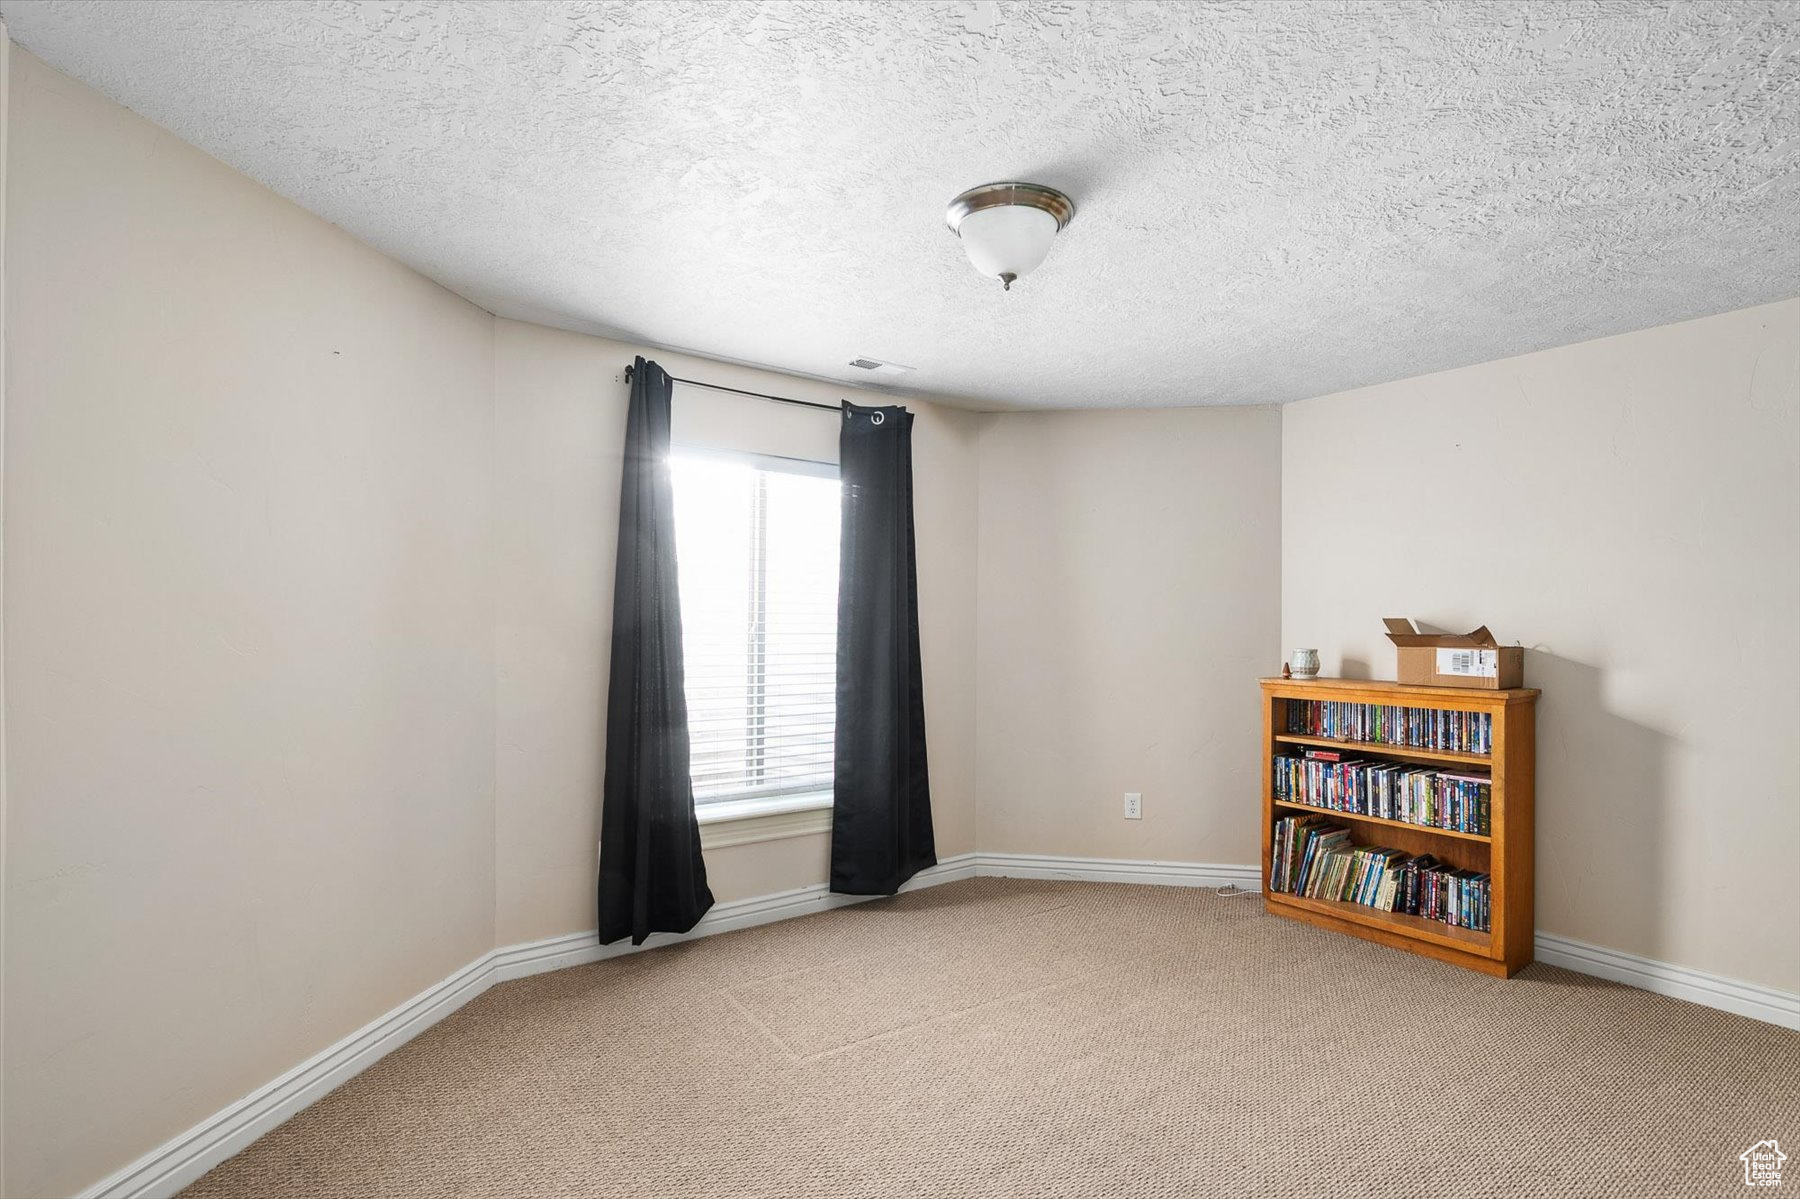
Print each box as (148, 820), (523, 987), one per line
(671, 451), (840, 806)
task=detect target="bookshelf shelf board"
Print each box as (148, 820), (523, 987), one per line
(1265, 890), (1491, 953)
(1273, 732), (1490, 769)
(1270, 799), (1492, 844)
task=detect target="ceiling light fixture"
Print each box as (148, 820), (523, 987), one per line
(945, 182), (1075, 291)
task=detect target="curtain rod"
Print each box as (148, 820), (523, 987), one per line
(623, 364), (842, 414)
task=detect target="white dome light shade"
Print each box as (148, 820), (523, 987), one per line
(957, 205), (1057, 286)
(945, 182), (1075, 290)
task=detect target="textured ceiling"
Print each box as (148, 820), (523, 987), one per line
(4, 1), (1798, 410)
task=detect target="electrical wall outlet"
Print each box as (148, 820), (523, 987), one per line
(1124, 792), (1143, 820)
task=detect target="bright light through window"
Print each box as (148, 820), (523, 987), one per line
(671, 453), (840, 805)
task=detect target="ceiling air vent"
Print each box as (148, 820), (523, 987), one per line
(847, 357), (916, 380)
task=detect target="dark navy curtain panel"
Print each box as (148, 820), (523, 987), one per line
(830, 402), (936, 895)
(597, 357), (714, 945)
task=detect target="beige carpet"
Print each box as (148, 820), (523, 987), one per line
(182, 877), (1799, 1198)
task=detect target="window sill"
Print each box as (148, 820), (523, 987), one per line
(696, 791), (833, 849)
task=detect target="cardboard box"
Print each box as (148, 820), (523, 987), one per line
(1383, 618), (1524, 689)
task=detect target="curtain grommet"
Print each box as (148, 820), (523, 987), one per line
(871, 412), (885, 425)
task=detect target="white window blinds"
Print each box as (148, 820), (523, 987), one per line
(671, 452), (840, 805)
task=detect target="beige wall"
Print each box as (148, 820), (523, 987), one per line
(2, 51), (497, 1198)
(975, 408), (1283, 865)
(1282, 299), (1800, 993)
(493, 320), (980, 943)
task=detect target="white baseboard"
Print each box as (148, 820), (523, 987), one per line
(980, 858), (1799, 1032)
(79, 953), (496, 1199)
(490, 853), (979, 983)
(79, 853), (975, 1198)
(979, 851), (1260, 890)
(1534, 931), (1800, 1031)
(77, 850), (1796, 1197)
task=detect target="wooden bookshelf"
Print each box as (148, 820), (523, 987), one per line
(1259, 676), (1538, 978)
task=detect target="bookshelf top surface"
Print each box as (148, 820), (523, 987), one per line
(1260, 676), (1540, 702)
